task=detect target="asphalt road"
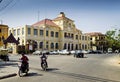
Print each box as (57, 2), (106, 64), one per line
(0, 53), (120, 82)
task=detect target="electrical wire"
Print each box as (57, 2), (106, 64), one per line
(0, 0), (20, 16)
(0, 0), (3, 3)
(0, 0), (14, 12)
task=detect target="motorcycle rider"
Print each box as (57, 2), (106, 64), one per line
(40, 53), (48, 68)
(20, 53), (29, 71)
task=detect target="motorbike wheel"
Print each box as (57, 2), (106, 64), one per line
(18, 69), (24, 77)
(42, 64), (47, 71)
(18, 69), (28, 77)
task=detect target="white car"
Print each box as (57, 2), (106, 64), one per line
(59, 49), (69, 55)
(82, 50), (88, 54)
(49, 51), (57, 55)
(32, 50), (41, 55)
(70, 50), (75, 54)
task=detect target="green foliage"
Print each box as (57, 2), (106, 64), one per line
(105, 29), (120, 51)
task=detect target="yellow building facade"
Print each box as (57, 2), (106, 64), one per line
(0, 24), (8, 47)
(85, 32), (107, 52)
(9, 12), (91, 52)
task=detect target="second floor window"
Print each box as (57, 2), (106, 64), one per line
(34, 29), (38, 36)
(40, 30), (43, 36)
(76, 35), (78, 40)
(46, 30), (49, 36)
(13, 30), (16, 36)
(82, 36), (84, 40)
(28, 28), (31, 35)
(71, 34), (74, 39)
(55, 32), (58, 38)
(64, 32), (67, 38)
(17, 29), (20, 35)
(51, 31), (54, 37)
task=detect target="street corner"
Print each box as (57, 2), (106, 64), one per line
(0, 73), (17, 80)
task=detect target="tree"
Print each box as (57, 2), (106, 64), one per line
(105, 29), (120, 52)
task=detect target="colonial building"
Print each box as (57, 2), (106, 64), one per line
(0, 24), (8, 47)
(9, 12), (90, 53)
(85, 32), (107, 52)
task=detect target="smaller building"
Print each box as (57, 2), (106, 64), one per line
(0, 24), (8, 47)
(85, 32), (107, 52)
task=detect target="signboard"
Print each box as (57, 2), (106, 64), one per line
(29, 45), (33, 50)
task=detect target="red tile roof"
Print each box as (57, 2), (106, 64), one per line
(32, 19), (58, 27)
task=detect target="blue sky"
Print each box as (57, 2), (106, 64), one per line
(0, 0), (120, 33)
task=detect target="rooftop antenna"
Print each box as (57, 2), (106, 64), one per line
(37, 11), (39, 22)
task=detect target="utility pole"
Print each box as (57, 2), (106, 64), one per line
(0, 20), (3, 24)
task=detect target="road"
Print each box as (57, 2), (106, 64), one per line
(0, 54), (120, 82)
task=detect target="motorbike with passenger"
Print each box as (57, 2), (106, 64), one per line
(18, 53), (29, 77)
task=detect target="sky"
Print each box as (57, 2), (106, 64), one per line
(0, 0), (120, 34)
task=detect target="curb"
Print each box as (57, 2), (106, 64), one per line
(0, 73), (17, 80)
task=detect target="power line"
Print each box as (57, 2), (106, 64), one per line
(0, 0), (20, 16)
(0, 0), (14, 12)
(0, 0), (2, 3)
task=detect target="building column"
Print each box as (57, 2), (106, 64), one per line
(37, 41), (39, 50)
(12, 45), (18, 54)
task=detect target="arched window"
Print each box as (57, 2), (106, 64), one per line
(75, 44), (78, 50)
(51, 31), (54, 37)
(64, 43), (67, 49)
(82, 44), (84, 50)
(51, 43), (54, 49)
(55, 43), (58, 49)
(33, 41), (37, 49)
(71, 44), (74, 50)
(68, 43), (70, 50)
(64, 32), (67, 38)
(85, 44), (87, 49)
(39, 42), (43, 49)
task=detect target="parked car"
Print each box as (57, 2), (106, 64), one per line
(74, 50), (84, 58)
(32, 50), (41, 55)
(49, 51), (57, 55)
(59, 49), (69, 55)
(108, 48), (112, 53)
(82, 50), (88, 54)
(88, 50), (102, 54)
(69, 50), (75, 54)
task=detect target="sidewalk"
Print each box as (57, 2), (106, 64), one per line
(0, 60), (18, 79)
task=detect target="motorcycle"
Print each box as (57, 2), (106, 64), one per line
(18, 61), (29, 77)
(41, 58), (47, 71)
